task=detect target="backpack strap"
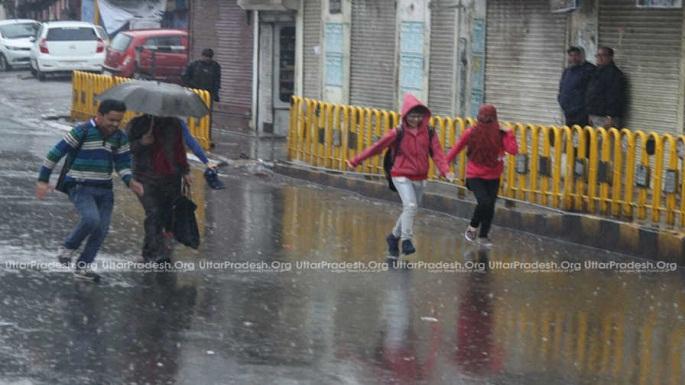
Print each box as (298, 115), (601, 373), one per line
(391, 125), (404, 161)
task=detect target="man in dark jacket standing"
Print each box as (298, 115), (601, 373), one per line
(182, 48), (221, 143)
(558, 46), (595, 127)
(585, 47), (626, 128)
(182, 48), (221, 102)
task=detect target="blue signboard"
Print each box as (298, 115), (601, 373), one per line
(470, 18), (486, 117)
(324, 22), (344, 87)
(82, 0), (95, 23)
(399, 21), (425, 96)
(400, 22), (424, 55)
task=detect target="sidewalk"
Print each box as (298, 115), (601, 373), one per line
(210, 127), (288, 162)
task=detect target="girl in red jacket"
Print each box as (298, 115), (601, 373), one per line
(346, 94), (454, 258)
(446, 104), (518, 246)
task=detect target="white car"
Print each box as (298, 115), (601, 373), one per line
(0, 19), (40, 71)
(30, 21), (106, 80)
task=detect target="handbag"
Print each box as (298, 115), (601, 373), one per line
(55, 126), (89, 194)
(172, 181), (200, 249)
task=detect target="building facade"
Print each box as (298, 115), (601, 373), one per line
(188, 0), (685, 136)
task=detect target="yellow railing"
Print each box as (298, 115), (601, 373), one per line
(71, 71), (212, 150)
(288, 96), (685, 228)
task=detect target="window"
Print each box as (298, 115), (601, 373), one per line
(110, 33), (132, 51)
(46, 27), (98, 41)
(329, 0), (342, 13)
(0, 22), (40, 39)
(278, 26), (295, 103)
(144, 35), (183, 48)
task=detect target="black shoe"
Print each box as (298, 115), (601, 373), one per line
(386, 233), (400, 257)
(401, 239), (416, 256)
(204, 168), (225, 190)
(155, 257), (173, 269)
(73, 266), (101, 283)
(56, 246), (77, 266)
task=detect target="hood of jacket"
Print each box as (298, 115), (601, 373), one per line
(400, 93), (432, 131)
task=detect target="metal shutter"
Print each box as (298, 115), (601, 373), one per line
(216, 2), (253, 112)
(303, 0), (322, 100)
(350, 0), (397, 110)
(485, 0), (567, 125)
(190, 0), (220, 59)
(428, 6), (457, 117)
(599, 0), (682, 133)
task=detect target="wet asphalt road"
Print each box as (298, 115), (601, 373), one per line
(0, 70), (684, 385)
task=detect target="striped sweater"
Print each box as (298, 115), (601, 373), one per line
(38, 119), (133, 188)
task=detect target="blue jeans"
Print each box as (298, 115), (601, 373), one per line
(63, 185), (114, 264)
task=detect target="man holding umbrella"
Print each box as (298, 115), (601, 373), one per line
(128, 115), (192, 265)
(96, 80), (210, 265)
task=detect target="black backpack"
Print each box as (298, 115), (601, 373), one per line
(382, 126), (435, 192)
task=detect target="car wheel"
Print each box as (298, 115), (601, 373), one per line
(0, 54), (11, 72)
(36, 67), (46, 81)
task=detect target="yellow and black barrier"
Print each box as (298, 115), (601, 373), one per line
(71, 71), (212, 150)
(287, 96), (685, 229)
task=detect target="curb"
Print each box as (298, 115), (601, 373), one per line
(273, 163), (685, 265)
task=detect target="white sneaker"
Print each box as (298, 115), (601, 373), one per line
(464, 226), (478, 242)
(56, 246), (77, 266)
(478, 237), (493, 248)
(73, 266), (101, 283)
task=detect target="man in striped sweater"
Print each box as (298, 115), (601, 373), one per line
(36, 99), (144, 281)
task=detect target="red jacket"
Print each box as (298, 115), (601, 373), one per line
(349, 94), (450, 180)
(446, 127), (518, 180)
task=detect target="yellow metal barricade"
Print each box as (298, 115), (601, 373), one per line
(622, 129), (637, 218)
(285, 98), (685, 229)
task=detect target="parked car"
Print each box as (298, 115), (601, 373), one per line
(0, 19), (40, 71)
(103, 29), (188, 84)
(30, 21), (106, 80)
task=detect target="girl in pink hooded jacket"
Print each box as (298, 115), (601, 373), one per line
(347, 94), (454, 258)
(446, 104), (518, 245)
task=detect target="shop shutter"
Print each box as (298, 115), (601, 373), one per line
(350, 0), (397, 110)
(303, 0), (322, 100)
(599, 0), (682, 133)
(485, 0), (567, 125)
(428, 6), (457, 117)
(216, 2), (253, 112)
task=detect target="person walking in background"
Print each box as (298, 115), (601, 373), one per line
(36, 100), (144, 281)
(558, 46), (595, 128)
(586, 46), (626, 129)
(182, 48), (221, 102)
(182, 48), (222, 142)
(446, 104), (518, 247)
(128, 115), (191, 265)
(346, 94), (454, 259)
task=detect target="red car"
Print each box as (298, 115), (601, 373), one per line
(103, 29), (188, 84)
